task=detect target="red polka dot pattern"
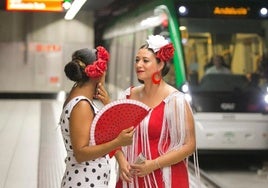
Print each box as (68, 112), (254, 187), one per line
(90, 99), (150, 145)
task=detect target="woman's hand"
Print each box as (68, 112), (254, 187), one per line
(116, 126), (135, 146)
(118, 157), (133, 183)
(95, 83), (110, 105)
(130, 159), (158, 177)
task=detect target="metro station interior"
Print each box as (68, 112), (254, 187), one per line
(0, 1), (268, 188)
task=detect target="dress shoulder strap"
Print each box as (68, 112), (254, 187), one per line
(64, 96), (99, 115)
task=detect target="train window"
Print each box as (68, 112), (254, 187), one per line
(180, 18), (266, 82)
(179, 17), (268, 113)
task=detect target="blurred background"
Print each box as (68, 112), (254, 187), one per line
(0, 1), (268, 188)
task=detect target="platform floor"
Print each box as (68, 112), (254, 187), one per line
(0, 100), (64, 188)
(0, 99), (202, 188)
(2, 99), (266, 188)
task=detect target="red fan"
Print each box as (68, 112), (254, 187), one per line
(90, 99), (150, 145)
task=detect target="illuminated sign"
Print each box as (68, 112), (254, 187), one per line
(213, 7), (249, 16)
(6, 0), (64, 12)
(34, 43), (62, 52)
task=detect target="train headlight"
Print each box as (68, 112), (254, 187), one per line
(181, 83), (192, 103)
(265, 94), (268, 104)
(181, 83), (189, 93)
(265, 87), (268, 104)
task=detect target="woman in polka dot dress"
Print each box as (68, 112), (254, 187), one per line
(59, 47), (135, 188)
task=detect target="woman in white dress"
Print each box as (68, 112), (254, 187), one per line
(59, 47), (135, 187)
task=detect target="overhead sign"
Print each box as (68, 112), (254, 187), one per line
(213, 7), (249, 16)
(6, 0), (64, 12)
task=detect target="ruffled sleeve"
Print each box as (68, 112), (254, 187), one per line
(119, 87), (132, 99)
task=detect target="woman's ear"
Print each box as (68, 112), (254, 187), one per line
(158, 61), (165, 71)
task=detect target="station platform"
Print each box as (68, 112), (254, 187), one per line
(0, 99), (206, 188)
(5, 99), (261, 188)
(0, 99), (66, 188)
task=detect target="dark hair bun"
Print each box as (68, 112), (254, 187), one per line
(64, 60), (85, 82)
(72, 48), (96, 64)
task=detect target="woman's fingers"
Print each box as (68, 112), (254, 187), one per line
(95, 83), (110, 104)
(120, 171), (132, 182)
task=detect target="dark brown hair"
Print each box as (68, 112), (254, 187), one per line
(64, 48), (96, 82)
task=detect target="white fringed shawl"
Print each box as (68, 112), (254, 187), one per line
(120, 88), (200, 188)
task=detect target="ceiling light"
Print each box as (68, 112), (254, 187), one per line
(62, 0), (72, 10)
(259, 7), (268, 17)
(178, 6), (188, 16)
(65, 0), (87, 20)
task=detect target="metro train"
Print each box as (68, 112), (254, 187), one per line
(102, 0), (268, 153)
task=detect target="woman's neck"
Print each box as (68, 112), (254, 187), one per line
(143, 81), (165, 97)
(70, 81), (97, 100)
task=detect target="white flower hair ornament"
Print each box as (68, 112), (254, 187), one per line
(146, 35), (175, 62)
(147, 35), (168, 52)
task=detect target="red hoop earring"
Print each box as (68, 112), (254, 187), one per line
(152, 71), (161, 84)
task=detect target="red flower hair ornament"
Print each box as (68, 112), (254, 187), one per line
(146, 35), (175, 62)
(85, 46), (110, 78)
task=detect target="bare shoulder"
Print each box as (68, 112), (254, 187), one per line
(166, 84), (178, 94)
(72, 99), (91, 113)
(72, 100), (94, 120)
(129, 86), (143, 99)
